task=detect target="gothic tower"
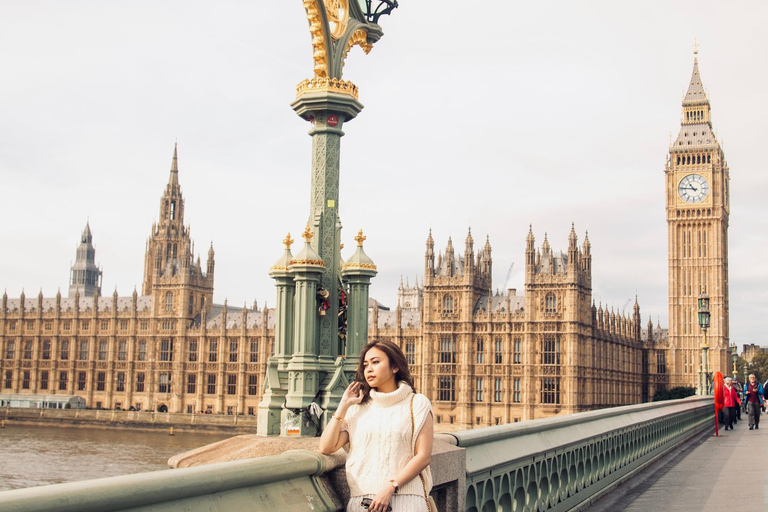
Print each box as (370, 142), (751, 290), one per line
(68, 221), (102, 298)
(665, 51), (730, 387)
(422, 228), (492, 429)
(141, 144), (214, 321)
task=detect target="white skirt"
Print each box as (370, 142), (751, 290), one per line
(347, 494), (429, 512)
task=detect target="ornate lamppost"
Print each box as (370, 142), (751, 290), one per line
(731, 344), (738, 380)
(743, 363), (748, 389)
(257, 0), (397, 437)
(697, 291), (711, 395)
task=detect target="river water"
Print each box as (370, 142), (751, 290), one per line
(0, 425), (232, 491)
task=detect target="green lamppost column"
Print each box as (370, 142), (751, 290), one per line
(257, 0), (398, 437)
(282, 227), (326, 436)
(257, 234), (295, 436)
(698, 291), (711, 395)
(340, 230), (377, 369)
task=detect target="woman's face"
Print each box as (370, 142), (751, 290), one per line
(363, 346), (398, 392)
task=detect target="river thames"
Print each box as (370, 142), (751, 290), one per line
(0, 425), (232, 491)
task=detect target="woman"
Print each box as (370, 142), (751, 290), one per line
(319, 340), (434, 512)
(722, 377), (741, 430)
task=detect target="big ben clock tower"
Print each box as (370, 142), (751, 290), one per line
(666, 49), (730, 389)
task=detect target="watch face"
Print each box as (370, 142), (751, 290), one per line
(678, 174), (710, 204)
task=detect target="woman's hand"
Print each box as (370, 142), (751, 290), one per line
(368, 484), (395, 512)
(340, 381), (364, 408)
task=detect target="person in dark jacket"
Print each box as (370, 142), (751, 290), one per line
(745, 374), (764, 430)
(722, 378), (741, 430)
(732, 379), (743, 422)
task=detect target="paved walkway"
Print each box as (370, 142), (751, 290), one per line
(588, 413), (768, 511)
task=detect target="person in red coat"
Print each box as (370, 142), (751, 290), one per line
(723, 377), (741, 430)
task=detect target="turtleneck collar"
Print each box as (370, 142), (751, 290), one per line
(370, 381), (413, 408)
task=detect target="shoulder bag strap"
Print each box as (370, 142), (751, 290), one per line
(411, 394), (432, 512)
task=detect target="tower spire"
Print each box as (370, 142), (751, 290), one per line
(69, 221), (102, 298)
(169, 142), (179, 186)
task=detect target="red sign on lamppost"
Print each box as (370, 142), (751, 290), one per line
(713, 371), (724, 437)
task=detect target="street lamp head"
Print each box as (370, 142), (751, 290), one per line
(697, 291), (710, 311)
(697, 309), (710, 330)
(358, 0), (399, 24)
(697, 290), (710, 330)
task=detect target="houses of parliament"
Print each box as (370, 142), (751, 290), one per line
(0, 54), (730, 430)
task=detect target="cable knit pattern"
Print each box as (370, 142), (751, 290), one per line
(342, 382), (433, 498)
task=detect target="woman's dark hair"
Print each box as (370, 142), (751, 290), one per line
(355, 340), (415, 403)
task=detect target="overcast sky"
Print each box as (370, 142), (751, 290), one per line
(1, 1), (766, 344)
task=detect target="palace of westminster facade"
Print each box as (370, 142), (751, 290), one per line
(0, 54), (731, 430)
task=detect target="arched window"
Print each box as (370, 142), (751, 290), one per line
(545, 293), (557, 314)
(165, 292), (174, 312)
(442, 294), (454, 315)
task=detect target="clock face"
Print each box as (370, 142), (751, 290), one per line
(678, 174), (710, 204)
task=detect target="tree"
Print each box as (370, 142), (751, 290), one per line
(746, 350), (768, 384)
(652, 386), (695, 402)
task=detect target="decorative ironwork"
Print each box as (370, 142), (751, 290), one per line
(358, 0), (398, 24)
(462, 400), (711, 512)
(296, 77), (359, 99)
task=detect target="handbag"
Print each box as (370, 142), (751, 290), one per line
(410, 394), (438, 512)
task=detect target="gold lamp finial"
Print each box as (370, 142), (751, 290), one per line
(355, 229), (366, 247)
(302, 225), (313, 243)
(693, 37), (699, 56)
(283, 233), (294, 250)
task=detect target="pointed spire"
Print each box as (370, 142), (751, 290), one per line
(568, 222), (578, 251)
(169, 142), (179, 186)
(426, 228), (434, 248)
(82, 221), (93, 243)
(541, 232), (550, 253)
(683, 50), (708, 107)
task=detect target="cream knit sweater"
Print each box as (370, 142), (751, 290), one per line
(342, 382), (433, 497)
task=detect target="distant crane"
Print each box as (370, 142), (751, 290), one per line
(502, 262), (515, 291)
(620, 299), (631, 315)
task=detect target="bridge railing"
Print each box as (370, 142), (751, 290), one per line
(0, 397), (712, 512)
(439, 396), (713, 512)
(0, 449), (343, 512)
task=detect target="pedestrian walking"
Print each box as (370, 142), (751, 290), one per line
(722, 378), (741, 430)
(732, 379), (743, 422)
(745, 374), (764, 430)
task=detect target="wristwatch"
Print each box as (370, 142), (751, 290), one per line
(389, 479), (399, 494)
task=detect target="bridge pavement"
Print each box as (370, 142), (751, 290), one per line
(587, 413), (768, 511)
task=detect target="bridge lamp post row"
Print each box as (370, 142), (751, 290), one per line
(697, 291), (711, 395)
